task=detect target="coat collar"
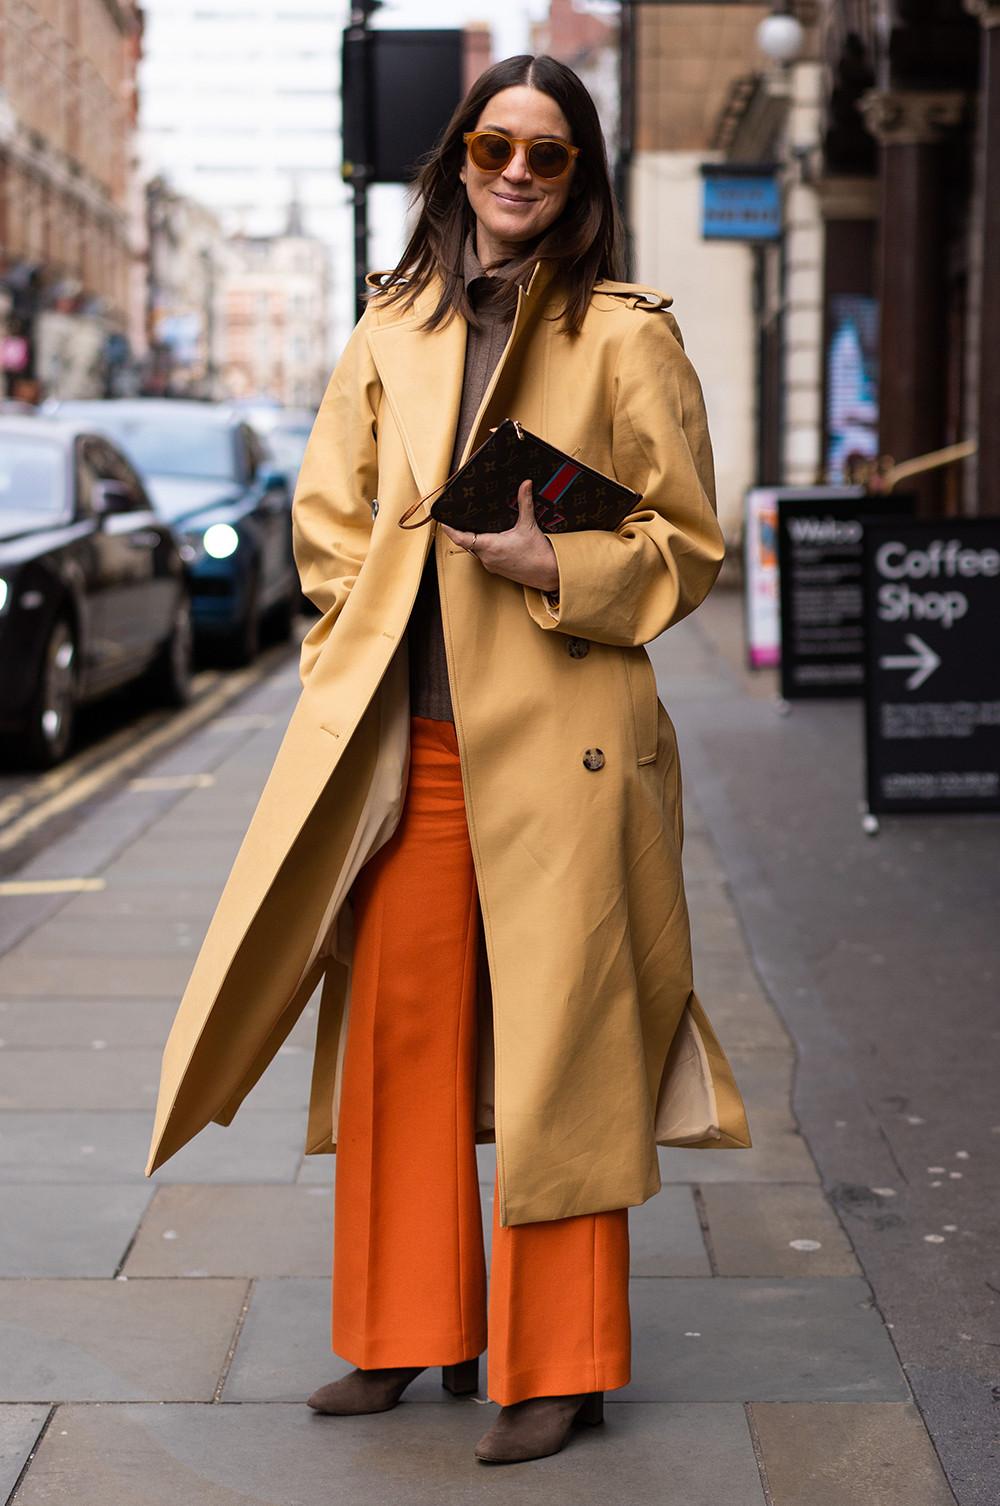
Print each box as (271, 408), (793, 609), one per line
(366, 255), (561, 501)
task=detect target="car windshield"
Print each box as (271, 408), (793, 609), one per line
(0, 436), (65, 515)
(90, 414), (236, 483)
(267, 427), (311, 472)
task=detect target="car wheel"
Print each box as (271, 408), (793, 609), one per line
(16, 614), (78, 768)
(220, 572), (260, 667)
(148, 592), (194, 707)
(269, 588), (296, 642)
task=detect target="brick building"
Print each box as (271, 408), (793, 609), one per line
(0, 0), (143, 397)
(220, 207), (330, 410)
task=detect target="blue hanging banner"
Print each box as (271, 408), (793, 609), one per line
(701, 167), (782, 242)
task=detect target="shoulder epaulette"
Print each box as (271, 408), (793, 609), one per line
(592, 279), (673, 311)
(364, 268), (409, 291)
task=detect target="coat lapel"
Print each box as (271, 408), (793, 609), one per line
(366, 259), (561, 501)
(367, 301), (467, 500)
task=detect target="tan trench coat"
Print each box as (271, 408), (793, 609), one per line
(145, 256), (751, 1225)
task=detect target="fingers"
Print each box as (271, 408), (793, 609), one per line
(439, 523), (476, 551)
(516, 478), (535, 527)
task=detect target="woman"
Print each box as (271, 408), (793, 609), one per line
(144, 54), (750, 1467)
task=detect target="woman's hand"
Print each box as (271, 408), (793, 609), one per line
(439, 479), (559, 593)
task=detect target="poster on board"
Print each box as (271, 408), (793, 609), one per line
(777, 491), (915, 700)
(744, 487), (864, 672)
(743, 488), (781, 668)
(863, 518), (1000, 814)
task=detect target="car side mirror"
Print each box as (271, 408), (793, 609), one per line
(258, 466), (288, 493)
(92, 479), (135, 518)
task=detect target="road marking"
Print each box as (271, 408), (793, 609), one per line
(129, 774), (216, 791)
(0, 669), (222, 827)
(0, 877), (107, 895)
(0, 642), (292, 856)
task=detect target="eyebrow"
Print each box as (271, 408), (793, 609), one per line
(478, 122), (572, 144)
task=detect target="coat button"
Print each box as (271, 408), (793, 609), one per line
(582, 748), (605, 771)
(567, 637), (590, 659)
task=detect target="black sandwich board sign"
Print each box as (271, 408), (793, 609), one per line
(863, 517), (1000, 815)
(777, 492), (916, 699)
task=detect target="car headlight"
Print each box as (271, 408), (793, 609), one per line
(202, 523), (240, 560)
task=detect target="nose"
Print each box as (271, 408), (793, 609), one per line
(501, 147), (532, 185)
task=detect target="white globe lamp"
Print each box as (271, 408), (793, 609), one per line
(756, 13), (805, 64)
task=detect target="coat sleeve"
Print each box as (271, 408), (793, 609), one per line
(291, 307), (381, 686)
(522, 309), (725, 648)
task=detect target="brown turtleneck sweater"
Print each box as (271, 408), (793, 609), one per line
(406, 235), (516, 723)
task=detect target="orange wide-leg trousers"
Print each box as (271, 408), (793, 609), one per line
(332, 716), (631, 1406)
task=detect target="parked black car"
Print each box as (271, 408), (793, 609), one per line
(47, 399), (298, 664)
(0, 417), (192, 768)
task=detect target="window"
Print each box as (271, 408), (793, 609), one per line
(83, 437), (147, 510)
(0, 436), (66, 518)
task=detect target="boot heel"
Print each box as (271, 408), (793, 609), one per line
(576, 1391), (604, 1426)
(441, 1357), (479, 1395)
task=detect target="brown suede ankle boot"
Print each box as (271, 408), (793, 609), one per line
(307, 1357), (480, 1416)
(474, 1391), (604, 1463)
(307, 1365), (425, 1415)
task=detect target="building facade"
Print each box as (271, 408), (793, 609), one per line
(220, 215), (331, 410)
(143, 174), (227, 398)
(711, 0), (998, 519)
(0, 0), (143, 398)
(628, 3), (774, 548)
(137, 0), (349, 354)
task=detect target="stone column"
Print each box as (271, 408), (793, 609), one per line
(783, 61), (826, 487)
(966, 1), (1000, 514)
(861, 88), (966, 513)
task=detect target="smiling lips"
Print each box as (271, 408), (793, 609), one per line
(493, 191), (536, 205)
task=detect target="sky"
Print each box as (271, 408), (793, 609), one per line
(137, 0), (618, 348)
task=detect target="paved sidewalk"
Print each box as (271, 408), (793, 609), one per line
(0, 615), (958, 1504)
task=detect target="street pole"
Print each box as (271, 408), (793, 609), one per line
(616, 0), (637, 278)
(343, 0), (380, 324)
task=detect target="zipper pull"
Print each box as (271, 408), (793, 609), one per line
(512, 420), (524, 441)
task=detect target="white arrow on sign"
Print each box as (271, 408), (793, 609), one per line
(879, 633), (941, 691)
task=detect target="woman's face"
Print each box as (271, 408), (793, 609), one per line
(460, 85), (576, 259)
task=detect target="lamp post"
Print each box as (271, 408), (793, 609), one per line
(756, 7), (806, 68)
(343, 0), (381, 324)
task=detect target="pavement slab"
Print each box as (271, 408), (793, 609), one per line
(0, 1045), (312, 1112)
(626, 1277), (909, 1402)
(0, 953), (195, 998)
(750, 1402), (957, 1505)
(12, 914), (209, 959)
(659, 1106), (820, 1184)
(0, 1110), (308, 1184)
(0, 1405), (49, 1502)
(0, 1278), (248, 1401)
(699, 1183), (861, 1277)
(0, 997), (180, 1048)
(295, 1152), (335, 1187)
(628, 1185), (712, 1276)
(56, 884), (229, 919)
(123, 1184), (335, 1278)
(221, 1277), (493, 1405)
(13, 1401), (767, 1506)
(0, 1184), (153, 1277)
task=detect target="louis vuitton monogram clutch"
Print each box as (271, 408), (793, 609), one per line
(397, 418), (643, 534)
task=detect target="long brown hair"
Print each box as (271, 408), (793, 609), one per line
(368, 55), (625, 335)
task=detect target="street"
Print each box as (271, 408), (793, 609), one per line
(1, 587), (992, 1505)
